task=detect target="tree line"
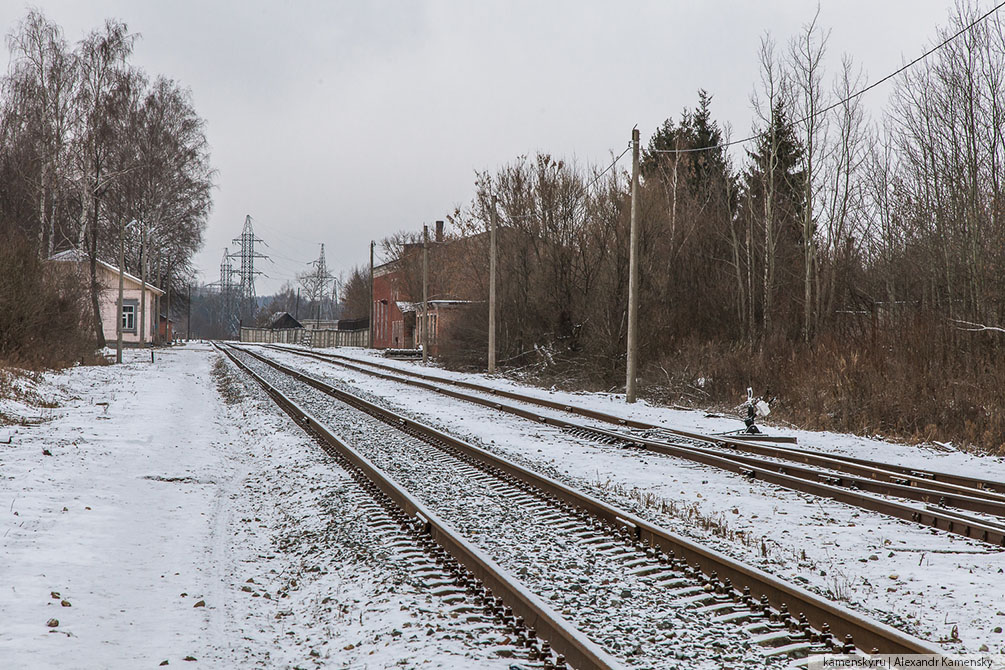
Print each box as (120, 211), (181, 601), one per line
(0, 10), (213, 364)
(370, 5), (1005, 453)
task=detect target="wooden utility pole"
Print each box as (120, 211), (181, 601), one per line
(368, 240), (374, 348)
(165, 263), (172, 344)
(422, 224), (429, 365)
(488, 195), (498, 373)
(626, 127), (640, 403)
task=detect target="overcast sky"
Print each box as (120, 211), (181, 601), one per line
(1, 1), (963, 295)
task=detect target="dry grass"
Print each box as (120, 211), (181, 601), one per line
(211, 356), (244, 405)
(0, 367), (61, 426)
(590, 474), (814, 567)
(641, 329), (1005, 456)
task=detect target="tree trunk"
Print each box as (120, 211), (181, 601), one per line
(762, 129), (776, 338)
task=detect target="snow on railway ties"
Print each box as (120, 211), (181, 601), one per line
(226, 343), (942, 661)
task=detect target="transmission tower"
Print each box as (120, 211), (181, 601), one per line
(216, 247), (239, 336)
(219, 247), (234, 294)
(228, 215), (268, 321)
(308, 243), (335, 326)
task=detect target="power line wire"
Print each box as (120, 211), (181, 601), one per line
(502, 144), (632, 221)
(652, 0), (1005, 155)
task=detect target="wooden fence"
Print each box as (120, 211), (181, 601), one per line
(239, 327), (369, 347)
(309, 328), (369, 347)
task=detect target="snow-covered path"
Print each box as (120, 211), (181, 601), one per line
(1, 345), (244, 667)
(0, 345), (512, 669)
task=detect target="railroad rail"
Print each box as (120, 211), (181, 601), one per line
(218, 344), (619, 670)
(255, 344), (1005, 547)
(267, 344), (1004, 495)
(228, 343), (943, 658)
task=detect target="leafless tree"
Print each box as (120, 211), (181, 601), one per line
(751, 34), (791, 337)
(788, 8), (829, 341)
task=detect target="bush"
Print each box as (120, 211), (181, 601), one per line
(0, 233), (95, 369)
(646, 329), (1005, 456)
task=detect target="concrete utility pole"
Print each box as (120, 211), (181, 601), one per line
(368, 240), (374, 348)
(626, 127), (641, 403)
(422, 224), (429, 365)
(116, 222), (125, 364)
(139, 224), (147, 345)
(116, 219), (137, 364)
(488, 194), (498, 373)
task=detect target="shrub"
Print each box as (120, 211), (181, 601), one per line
(0, 233), (94, 369)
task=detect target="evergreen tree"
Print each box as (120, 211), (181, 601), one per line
(643, 90), (728, 189)
(742, 102), (806, 249)
(739, 100), (807, 335)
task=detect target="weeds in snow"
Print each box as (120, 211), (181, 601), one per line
(591, 475), (763, 550)
(211, 356), (245, 405)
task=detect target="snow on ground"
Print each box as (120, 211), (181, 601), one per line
(262, 344), (1005, 655)
(309, 345), (1005, 483)
(0, 344), (515, 669)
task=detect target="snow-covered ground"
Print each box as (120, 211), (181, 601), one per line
(296, 345), (1005, 482)
(0, 344), (516, 669)
(260, 344), (1005, 655)
(4, 341), (1004, 667)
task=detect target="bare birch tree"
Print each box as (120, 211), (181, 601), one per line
(788, 8), (829, 341)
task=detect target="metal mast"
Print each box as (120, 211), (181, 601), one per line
(309, 243), (335, 327)
(228, 215), (268, 321)
(219, 247), (234, 294)
(218, 247), (238, 335)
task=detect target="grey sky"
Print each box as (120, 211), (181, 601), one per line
(2, 1), (960, 294)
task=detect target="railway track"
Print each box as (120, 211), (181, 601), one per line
(222, 343), (941, 663)
(256, 343), (1005, 547)
(219, 344), (614, 670)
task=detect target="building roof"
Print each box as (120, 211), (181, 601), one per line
(49, 249), (165, 296)
(396, 301), (419, 314)
(396, 300), (478, 314)
(267, 311), (303, 329)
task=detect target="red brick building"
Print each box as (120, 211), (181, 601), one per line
(371, 259), (410, 349)
(371, 222), (481, 355)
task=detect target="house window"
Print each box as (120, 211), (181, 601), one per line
(121, 301), (137, 333)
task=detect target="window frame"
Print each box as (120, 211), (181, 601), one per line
(121, 299), (138, 333)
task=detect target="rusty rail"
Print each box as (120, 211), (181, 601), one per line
(257, 344), (1005, 545)
(232, 344), (944, 656)
(272, 344), (1004, 497)
(219, 344), (621, 670)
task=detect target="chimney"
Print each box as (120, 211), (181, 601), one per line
(435, 220), (444, 243)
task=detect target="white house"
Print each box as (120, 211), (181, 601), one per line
(49, 249), (164, 345)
